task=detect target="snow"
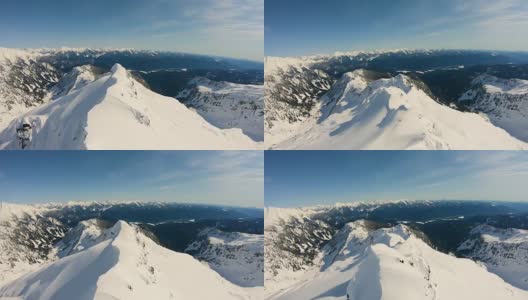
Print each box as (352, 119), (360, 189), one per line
(185, 228), (264, 287)
(265, 56), (318, 77)
(177, 77), (264, 141)
(267, 221), (528, 300)
(458, 225), (528, 290)
(49, 65), (101, 99)
(459, 74), (528, 142)
(0, 64), (261, 150)
(0, 221), (259, 300)
(264, 206), (331, 230)
(0, 49), (54, 131)
(268, 71), (527, 150)
(0, 203), (42, 222)
(0, 48), (39, 64)
(265, 49), (437, 76)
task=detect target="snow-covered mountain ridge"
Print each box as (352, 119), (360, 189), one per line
(0, 201), (263, 296)
(265, 50), (528, 149)
(0, 47), (262, 149)
(267, 69), (527, 149)
(0, 64), (260, 149)
(266, 220), (528, 300)
(0, 220), (259, 300)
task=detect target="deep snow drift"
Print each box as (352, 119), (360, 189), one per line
(0, 220), (260, 300)
(267, 69), (527, 149)
(266, 220), (528, 300)
(0, 64), (260, 150)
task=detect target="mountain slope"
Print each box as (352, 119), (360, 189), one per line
(0, 221), (258, 300)
(268, 70), (527, 149)
(185, 227), (264, 287)
(49, 65), (105, 100)
(177, 77), (264, 141)
(459, 74), (528, 142)
(0, 48), (59, 131)
(458, 225), (528, 290)
(0, 64), (260, 150)
(0, 201), (264, 288)
(267, 220), (528, 300)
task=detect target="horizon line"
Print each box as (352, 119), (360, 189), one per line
(265, 47), (528, 59)
(265, 199), (528, 209)
(0, 45), (264, 64)
(0, 199), (264, 210)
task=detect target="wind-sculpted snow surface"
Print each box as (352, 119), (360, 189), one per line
(459, 74), (528, 142)
(185, 227), (264, 287)
(0, 64), (260, 150)
(177, 77), (264, 141)
(266, 220), (528, 300)
(458, 225), (528, 290)
(267, 69), (527, 149)
(0, 221), (260, 300)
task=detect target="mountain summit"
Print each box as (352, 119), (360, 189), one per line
(266, 219), (528, 300)
(0, 64), (260, 150)
(0, 220), (258, 300)
(266, 67), (527, 149)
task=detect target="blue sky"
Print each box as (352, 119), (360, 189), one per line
(0, 0), (263, 61)
(0, 151), (263, 207)
(265, 0), (528, 57)
(265, 151), (528, 208)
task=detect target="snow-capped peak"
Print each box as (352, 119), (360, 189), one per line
(0, 64), (260, 150)
(269, 70), (527, 149)
(0, 220), (258, 300)
(268, 221), (528, 300)
(110, 63), (127, 76)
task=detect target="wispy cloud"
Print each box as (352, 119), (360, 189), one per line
(152, 151), (263, 194)
(142, 0), (263, 41)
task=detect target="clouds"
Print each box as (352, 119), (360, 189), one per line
(0, 0), (263, 60)
(144, 0), (263, 39)
(410, 0), (528, 49)
(265, 0), (528, 56)
(140, 151), (264, 207)
(133, 0), (263, 59)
